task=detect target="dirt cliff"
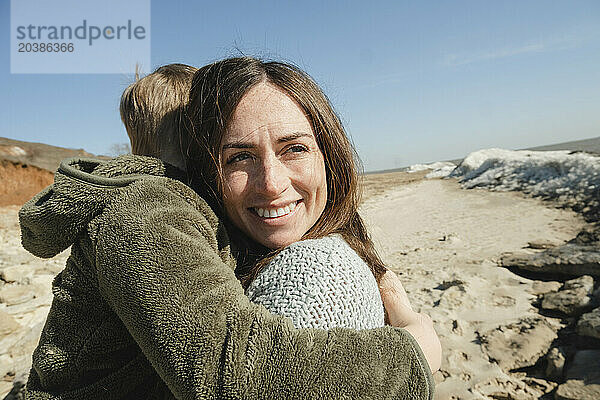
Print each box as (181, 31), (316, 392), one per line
(0, 137), (107, 207)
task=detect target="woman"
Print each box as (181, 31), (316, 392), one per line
(19, 57), (439, 399)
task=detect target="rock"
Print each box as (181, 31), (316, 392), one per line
(30, 275), (55, 297)
(4, 295), (52, 315)
(500, 243), (600, 277)
(577, 308), (600, 340)
(522, 377), (558, 397)
(556, 380), (600, 400)
(528, 239), (560, 249)
(0, 353), (13, 378)
(555, 350), (600, 400)
(0, 285), (35, 306)
(3, 356), (31, 400)
(541, 276), (595, 315)
(0, 253), (37, 269)
(474, 375), (556, 399)
(0, 309), (20, 335)
(542, 289), (593, 315)
(0, 266), (33, 283)
(8, 321), (44, 359)
(531, 280), (562, 295)
(573, 228), (600, 245)
(546, 347), (566, 380)
(481, 316), (558, 371)
(563, 276), (594, 292)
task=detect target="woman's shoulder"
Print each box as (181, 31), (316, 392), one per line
(249, 234), (376, 294)
(282, 234), (363, 262)
(247, 234), (385, 329)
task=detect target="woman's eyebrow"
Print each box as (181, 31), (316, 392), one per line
(222, 132), (313, 150)
(222, 141), (254, 150)
(277, 132), (313, 143)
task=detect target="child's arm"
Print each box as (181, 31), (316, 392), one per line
(94, 177), (434, 400)
(247, 235), (385, 330)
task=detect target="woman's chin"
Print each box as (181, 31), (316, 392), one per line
(254, 232), (300, 250)
(242, 214), (306, 249)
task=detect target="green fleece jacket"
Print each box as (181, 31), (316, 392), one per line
(19, 155), (434, 400)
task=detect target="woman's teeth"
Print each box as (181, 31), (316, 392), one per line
(255, 201), (297, 218)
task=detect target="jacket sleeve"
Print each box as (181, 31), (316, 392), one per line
(92, 177), (434, 400)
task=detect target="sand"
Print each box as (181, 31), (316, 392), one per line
(360, 174), (588, 398)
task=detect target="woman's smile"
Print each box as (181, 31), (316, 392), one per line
(252, 199), (299, 218)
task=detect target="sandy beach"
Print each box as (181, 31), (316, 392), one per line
(361, 173), (589, 399)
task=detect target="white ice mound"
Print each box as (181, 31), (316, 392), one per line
(406, 161), (457, 178)
(449, 148), (600, 202)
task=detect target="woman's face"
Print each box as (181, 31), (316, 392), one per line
(220, 82), (327, 249)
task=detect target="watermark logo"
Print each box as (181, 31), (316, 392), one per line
(11, 0), (150, 74)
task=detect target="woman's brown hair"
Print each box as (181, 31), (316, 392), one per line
(184, 56), (387, 288)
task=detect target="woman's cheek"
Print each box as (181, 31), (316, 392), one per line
(224, 170), (249, 194)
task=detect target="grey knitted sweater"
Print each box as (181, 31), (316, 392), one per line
(247, 235), (385, 330)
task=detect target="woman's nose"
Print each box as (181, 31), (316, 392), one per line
(254, 157), (290, 197)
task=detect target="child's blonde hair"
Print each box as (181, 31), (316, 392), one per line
(120, 63), (198, 170)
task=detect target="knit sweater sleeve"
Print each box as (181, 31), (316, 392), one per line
(247, 235), (386, 330)
(94, 177), (435, 400)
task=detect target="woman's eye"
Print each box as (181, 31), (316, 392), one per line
(227, 153), (252, 164)
(286, 144), (309, 154)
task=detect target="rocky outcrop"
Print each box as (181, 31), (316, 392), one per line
(530, 280), (562, 295)
(0, 137), (97, 173)
(500, 228), (600, 278)
(541, 276), (596, 315)
(493, 260), (600, 398)
(448, 148), (600, 398)
(577, 308), (600, 340)
(481, 316), (559, 371)
(500, 243), (600, 277)
(555, 350), (600, 400)
(545, 347), (566, 380)
(0, 137), (109, 207)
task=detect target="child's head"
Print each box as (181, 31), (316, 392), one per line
(120, 63), (198, 170)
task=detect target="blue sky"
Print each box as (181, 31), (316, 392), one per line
(1, 0), (599, 171)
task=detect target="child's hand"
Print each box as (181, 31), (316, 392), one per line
(378, 270), (442, 373)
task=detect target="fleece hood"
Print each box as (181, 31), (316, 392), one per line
(19, 155), (183, 258)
